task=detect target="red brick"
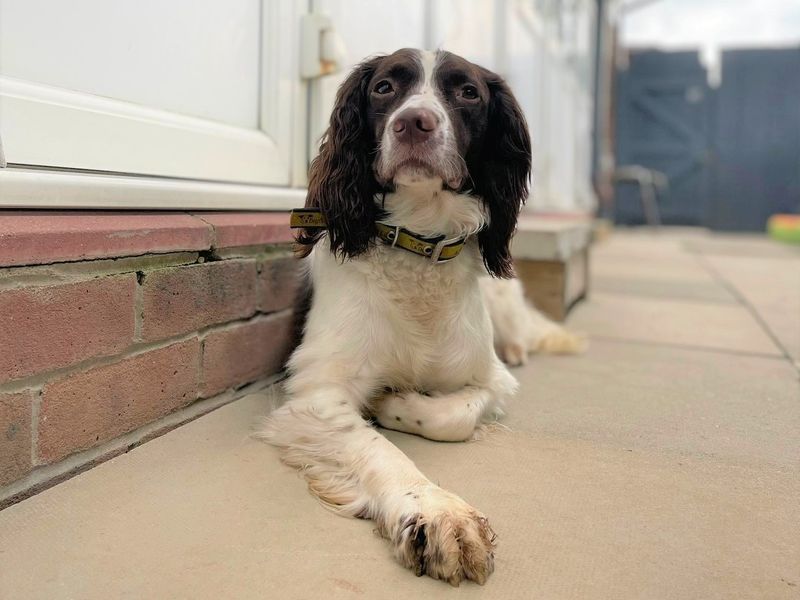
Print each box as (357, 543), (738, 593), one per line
(257, 256), (304, 313)
(0, 391), (33, 486)
(0, 276), (136, 384)
(193, 212), (293, 248)
(0, 211), (211, 267)
(140, 260), (257, 342)
(38, 339), (200, 464)
(201, 313), (293, 397)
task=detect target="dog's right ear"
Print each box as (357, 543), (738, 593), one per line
(297, 56), (385, 260)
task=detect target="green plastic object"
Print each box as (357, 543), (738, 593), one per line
(767, 214), (800, 244)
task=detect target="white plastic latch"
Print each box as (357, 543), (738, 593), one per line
(300, 14), (346, 79)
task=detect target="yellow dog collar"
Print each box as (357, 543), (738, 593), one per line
(290, 208), (469, 264)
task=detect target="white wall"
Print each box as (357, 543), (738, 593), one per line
(501, 0), (597, 213)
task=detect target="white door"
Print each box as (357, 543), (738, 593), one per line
(0, 0), (301, 198)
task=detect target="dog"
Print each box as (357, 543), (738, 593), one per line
(259, 48), (582, 586)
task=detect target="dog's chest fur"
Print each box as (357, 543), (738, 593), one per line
(304, 238), (493, 394)
(294, 187), (495, 394)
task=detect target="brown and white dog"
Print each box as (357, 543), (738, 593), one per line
(259, 48), (582, 586)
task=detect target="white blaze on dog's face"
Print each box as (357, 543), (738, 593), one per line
(375, 51), (456, 188)
(370, 49), (488, 191)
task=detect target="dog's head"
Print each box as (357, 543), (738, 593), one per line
(300, 48), (531, 278)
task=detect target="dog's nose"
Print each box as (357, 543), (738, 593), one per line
(392, 108), (438, 144)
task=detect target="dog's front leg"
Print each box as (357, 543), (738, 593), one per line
(259, 385), (496, 586)
(373, 386), (500, 441)
(374, 359), (518, 441)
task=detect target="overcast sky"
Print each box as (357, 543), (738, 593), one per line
(619, 0), (800, 79)
(621, 0), (800, 49)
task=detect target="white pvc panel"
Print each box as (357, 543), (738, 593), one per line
(0, 0), (299, 191)
(430, 0), (498, 71)
(0, 0), (261, 129)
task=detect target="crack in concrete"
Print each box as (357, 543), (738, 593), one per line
(693, 253), (798, 375)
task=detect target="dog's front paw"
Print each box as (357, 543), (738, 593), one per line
(390, 490), (496, 586)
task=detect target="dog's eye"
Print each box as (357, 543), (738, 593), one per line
(460, 85), (479, 100)
(374, 80), (394, 95)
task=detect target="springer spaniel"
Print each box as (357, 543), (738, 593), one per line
(260, 48), (582, 586)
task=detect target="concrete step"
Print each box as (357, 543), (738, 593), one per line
(512, 214), (593, 321)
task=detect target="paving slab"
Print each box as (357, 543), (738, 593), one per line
(683, 235), (800, 259)
(592, 253), (718, 283)
(569, 292), (782, 356)
(511, 339), (800, 468)
(0, 392), (798, 600)
(592, 229), (705, 261)
(590, 250), (736, 304)
(701, 254), (800, 363)
(592, 275), (737, 304)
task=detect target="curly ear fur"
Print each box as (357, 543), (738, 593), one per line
(296, 56), (385, 259)
(471, 69), (532, 278)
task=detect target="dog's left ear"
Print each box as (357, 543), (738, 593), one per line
(472, 69), (532, 278)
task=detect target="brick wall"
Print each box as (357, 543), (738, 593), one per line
(0, 212), (301, 506)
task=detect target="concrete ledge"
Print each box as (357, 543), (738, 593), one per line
(192, 212), (293, 249)
(512, 215), (593, 321)
(0, 211), (212, 267)
(512, 214), (593, 261)
(0, 211), (295, 268)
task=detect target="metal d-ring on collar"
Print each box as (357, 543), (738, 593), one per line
(387, 224), (401, 247)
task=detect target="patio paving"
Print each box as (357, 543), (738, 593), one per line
(1, 229), (798, 599)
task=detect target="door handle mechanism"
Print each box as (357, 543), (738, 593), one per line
(300, 14), (347, 79)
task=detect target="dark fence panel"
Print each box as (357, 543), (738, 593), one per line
(615, 46), (800, 231)
(708, 48), (800, 231)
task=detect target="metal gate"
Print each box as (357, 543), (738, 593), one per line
(615, 47), (800, 231)
(614, 50), (711, 226)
